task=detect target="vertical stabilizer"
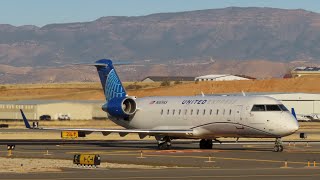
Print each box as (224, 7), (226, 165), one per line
(94, 59), (126, 102)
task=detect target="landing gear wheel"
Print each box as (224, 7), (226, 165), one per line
(273, 138), (284, 152)
(157, 136), (171, 150)
(199, 139), (213, 149)
(273, 145), (283, 152)
(158, 142), (170, 150)
(278, 145), (283, 152)
(200, 139), (206, 149)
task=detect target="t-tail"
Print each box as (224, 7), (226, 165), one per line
(94, 59), (137, 119)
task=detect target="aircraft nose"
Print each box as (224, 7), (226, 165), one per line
(279, 113), (299, 136)
(288, 121), (299, 133)
(286, 116), (299, 133)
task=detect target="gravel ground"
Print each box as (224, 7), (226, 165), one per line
(0, 157), (167, 173)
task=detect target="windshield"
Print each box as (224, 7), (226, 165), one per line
(251, 104), (288, 112)
(279, 104), (289, 111)
(266, 105), (281, 111)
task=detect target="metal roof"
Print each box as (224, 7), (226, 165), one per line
(196, 74), (230, 79)
(141, 76), (195, 81)
(195, 74), (250, 79)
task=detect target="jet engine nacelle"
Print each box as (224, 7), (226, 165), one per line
(103, 97), (137, 118)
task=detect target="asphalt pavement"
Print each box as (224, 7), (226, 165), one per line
(1, 140), (320, 179)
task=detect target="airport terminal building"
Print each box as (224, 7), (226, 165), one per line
(0, 100), (106, 120)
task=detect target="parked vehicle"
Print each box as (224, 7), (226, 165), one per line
(58, 114), (70, 120)
(39, 115), (51, 121)
(297, 114), (320, 122)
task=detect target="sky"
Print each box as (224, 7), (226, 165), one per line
(1, 0), (320, 27)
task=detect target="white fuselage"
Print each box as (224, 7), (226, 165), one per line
(109, 95), (299, 139)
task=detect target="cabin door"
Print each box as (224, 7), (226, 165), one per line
(234, 105), (244, 130)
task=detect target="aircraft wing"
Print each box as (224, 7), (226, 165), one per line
(20, 110), (193, 138)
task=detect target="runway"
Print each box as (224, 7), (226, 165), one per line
(3, 167), (320, 180)
(1, 140), (320, 179)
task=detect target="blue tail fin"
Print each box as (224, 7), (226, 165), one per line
(94, 59), (126, 102)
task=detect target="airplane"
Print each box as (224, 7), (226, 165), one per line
(21, 59), (299, 152)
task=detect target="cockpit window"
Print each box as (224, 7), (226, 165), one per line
(252, 104), (288, 112)
(279, 104), (289, 111)
(266, 105), (281, 111)
(251, 105), (265, 111)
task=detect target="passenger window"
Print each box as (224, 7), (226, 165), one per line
(167, 109), (170, 115)
(223, 109), (225, 115)
(216, 109), (219, 115)
(184, 109), (187, 115)
(266, 105), (281, 111)
(179, 109), (181, 115)
(173, 109), (175, 115)
(197, 109), (199, 115)
(203, 109), (205, 115)
(210, 109), (212, 115)
(191, 109), (193, 115)
(229, 109), (232, 115)
(161, 109), (163, 115)
(251, 105), (266, 111)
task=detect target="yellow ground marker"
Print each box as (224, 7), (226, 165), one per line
(280, 160), (291, 168)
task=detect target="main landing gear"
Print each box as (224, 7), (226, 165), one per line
(199, 139), (213, 149)
(157, 136), (171, 150)
(273, 138), (284, 152)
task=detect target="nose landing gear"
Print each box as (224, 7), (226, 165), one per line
(273, 138), (284, 152)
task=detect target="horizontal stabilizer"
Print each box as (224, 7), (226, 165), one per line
(72, 61), (132, 67)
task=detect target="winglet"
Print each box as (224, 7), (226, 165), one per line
(20, 109), (31, 129)
(291, 108), (297, 120)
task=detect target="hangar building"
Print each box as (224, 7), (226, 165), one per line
(141, 76), (195, 83)
(0, 100), (106, 120)
(195, 74), (252, 81)
(291, 67), (320, 78)
(263, 93), (320, 115)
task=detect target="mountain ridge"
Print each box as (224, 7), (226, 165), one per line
(1, 7), (320, 83)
